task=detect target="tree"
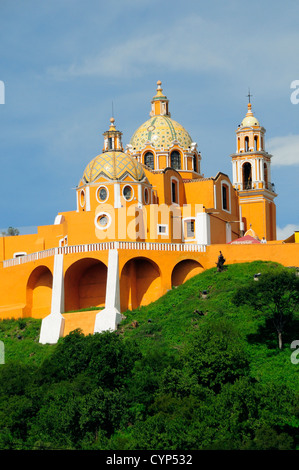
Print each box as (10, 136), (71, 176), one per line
(234, 270), (299, 350)
(183, 318), (249, 391)
(1, 227), (20, 236)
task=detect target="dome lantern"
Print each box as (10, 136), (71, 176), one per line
(150, 80), (170, 117)
(102, 117), (124, 153)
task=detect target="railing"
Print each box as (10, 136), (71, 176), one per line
(3, 241), (206, 268)
(239, 181), (276, 192)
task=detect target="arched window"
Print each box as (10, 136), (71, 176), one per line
(245, 136), (249, 152)
(243, 162), (252, 190)
(144, 152), (154, 170)
(108, 137), (113, 150)
(254, 135), (258, 151)
(193, 155), (197, 172)
(170, 151), (181, 170)
(222, 185), (228, 210)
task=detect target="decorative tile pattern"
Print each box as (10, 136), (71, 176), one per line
(130, 115), (193, 152)
(82, 151), (145, 183)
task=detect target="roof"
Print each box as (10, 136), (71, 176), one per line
(228, 235), (261, 244)
(82, 151), (145, 183)
(129, 115), (193, 152)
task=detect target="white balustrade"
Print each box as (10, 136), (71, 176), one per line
(2, 241), (206, 268)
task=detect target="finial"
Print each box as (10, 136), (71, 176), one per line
(156, 80), (163, 92)
(109, 116), (116, 130)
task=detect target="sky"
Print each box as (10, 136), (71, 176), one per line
(0, 0), (298, 240)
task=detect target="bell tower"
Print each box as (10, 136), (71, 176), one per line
(231, 96), (277, 240)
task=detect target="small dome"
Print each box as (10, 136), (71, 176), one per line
(130, 115), (193, 151)
(241, 103), (260, 127)
(82, 151), (145, 183)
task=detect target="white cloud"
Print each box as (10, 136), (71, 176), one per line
(46, 16), (231, 80)
(268, 135), (299, 166)
(45, 11), (299, 102)
(276, 224), (299, 240)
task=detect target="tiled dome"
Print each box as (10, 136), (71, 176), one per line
(82, 151), (145, 183)
(129, 115), (193, 151)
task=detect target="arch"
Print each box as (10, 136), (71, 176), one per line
(245, 136), (249, 152)
(26, 266), (53, 318)
(242, 162), (252, 189)
(120, 257), (161, 311)
(170, 150), (181, 170)
(171, 259), (203, 287)
(64, 258), (107, 312)
(254, 135), (258, 151)
(144, 151), (154, 170)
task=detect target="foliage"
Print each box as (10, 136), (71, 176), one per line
(1, 226), (20, 236)
(233, 269), (299, 349)
(0, 261), (298, 450)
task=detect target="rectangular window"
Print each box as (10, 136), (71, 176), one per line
(157, 224), (168, 235)
(186, 220), (195, 238)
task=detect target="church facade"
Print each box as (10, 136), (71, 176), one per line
(0, 81), (297, 343)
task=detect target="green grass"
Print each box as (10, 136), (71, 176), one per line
(119, 261), (299, 391)
(0, 317), (54, 365)
(0, 261), (298, 389)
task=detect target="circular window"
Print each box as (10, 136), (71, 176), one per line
(95, 212), (111, 230)
(80, 190), (85, 207)
(97, 185), (108, 203)
(99, 215), (108, 226)
(123, 185), (133, 201)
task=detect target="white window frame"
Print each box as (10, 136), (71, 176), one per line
(170, 176), (180, 205)
(122, 184), (134, 202)
(13, 252), (27, 258)
(157, 224), (168, 236)
(94, 212), (112, 230)
(96, 185), (109, 204)
(221, 181), (231, 214)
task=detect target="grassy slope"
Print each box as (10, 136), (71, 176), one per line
(0, 261), (298, 390)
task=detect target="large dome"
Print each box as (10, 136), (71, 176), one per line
(129, 115), (193, 151)
(82, 151), (145, 183)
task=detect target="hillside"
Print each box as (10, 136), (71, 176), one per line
(0, 261), (298, 450)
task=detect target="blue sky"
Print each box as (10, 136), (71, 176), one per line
(0, 0), (298, 239)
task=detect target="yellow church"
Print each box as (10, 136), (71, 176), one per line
(0, 81), (298, 343)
